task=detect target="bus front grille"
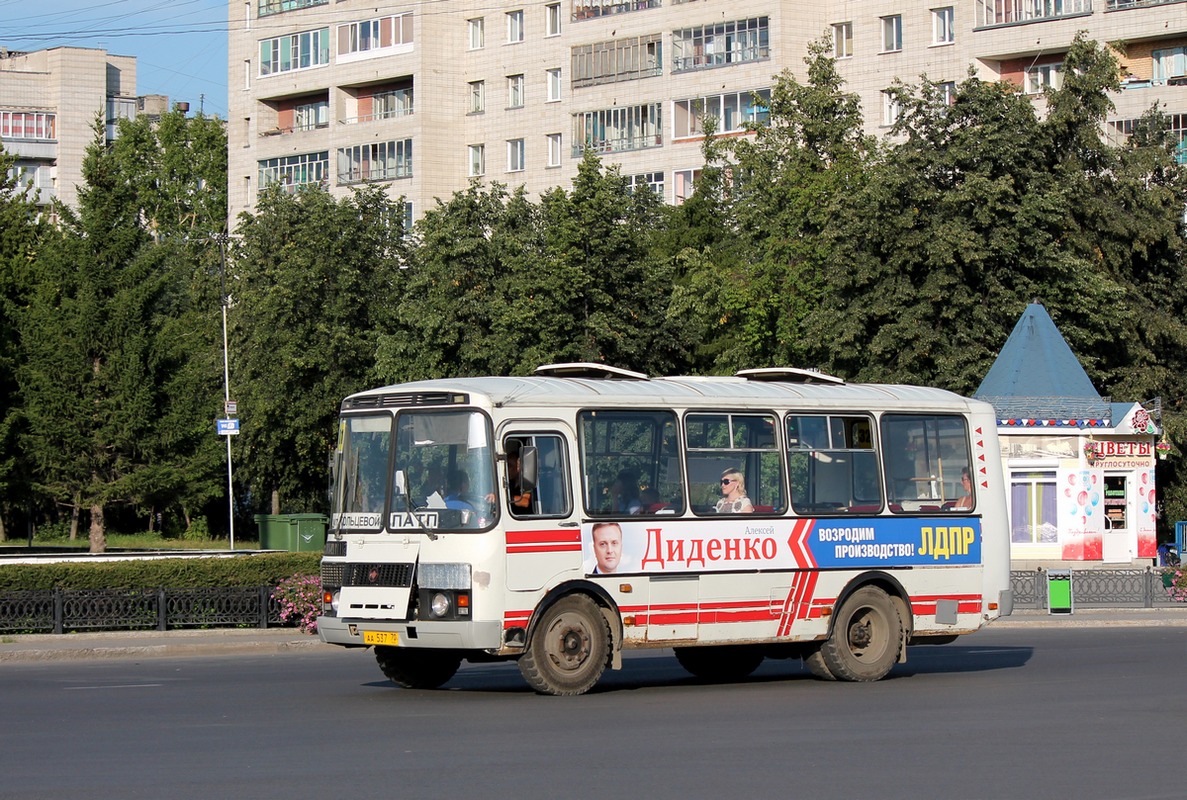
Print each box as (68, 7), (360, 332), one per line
(342, 563), (414, 588)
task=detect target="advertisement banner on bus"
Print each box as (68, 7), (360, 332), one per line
(582, 517), (982, 575)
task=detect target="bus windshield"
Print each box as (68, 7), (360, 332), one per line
(332, 409), (497, 532)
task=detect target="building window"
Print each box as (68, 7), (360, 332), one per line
(547, 133), (562, 166)
(258, 151), (329, 190)
(469, 143), (485, 176)
(338, 13), (414, 61)
(259, 27), (330, 75)
(673, 88), (770, 138)
(546, 3), (562, 36)
(468, 80), (485, 113)
(572, 0), (659, 21)
(674, 168), (701, 204)
(832, 22), (852, 59)
(938, 81), (957, 106)
(571, 35), (662, 87)
(258, 0), (326, 17)
(0, 111), (56, 140)
(572, 103), (663, 156)
(507, 74), (525, 108)
(294, 99), (329, 130)
(628, 172), (664, 197)
(370, 87), (414, 120)
(978, 0), (1090, 27)
(507, 138), (525, 172)
(507, 10), (524, 43)
(337, 139), (413, 184)
(932, 7), (954, 45)
(881, 15), (902, 53)
(882, 91), (901, 126)
(672, 17), (769, 72)
(1010, 471), (1057, 544)
(1152, 46), (1187, 84)
(1025, 63), (1063, 94)
(468, 18), (485, 50)
(547, 68), (562, 101)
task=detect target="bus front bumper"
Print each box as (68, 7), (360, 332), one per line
(317, 615), (504, 651)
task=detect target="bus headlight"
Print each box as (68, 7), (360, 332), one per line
(430, 592), (451, 618)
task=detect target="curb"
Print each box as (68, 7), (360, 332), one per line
(0, 630), (328, 663)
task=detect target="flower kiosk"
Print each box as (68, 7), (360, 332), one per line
(974, 303), (1160, 567)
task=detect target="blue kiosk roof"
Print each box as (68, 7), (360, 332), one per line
(973, 303), (1111, 427)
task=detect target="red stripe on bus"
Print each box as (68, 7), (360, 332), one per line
(506, 544), (582, 554)
(505, 529), (580, 545)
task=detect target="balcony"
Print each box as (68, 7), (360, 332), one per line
(975, 0), (1092, 28)
(258, 0), (326, 17)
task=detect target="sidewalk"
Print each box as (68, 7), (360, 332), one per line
(3, 607), (1187, 662)
(0, 627), (327, 663)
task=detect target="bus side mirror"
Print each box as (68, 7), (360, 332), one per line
(520, 446), (539, 491)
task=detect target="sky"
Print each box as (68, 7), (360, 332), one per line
(3, 0), (230, 119)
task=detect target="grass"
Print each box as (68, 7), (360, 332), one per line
(17, 534), (259, 550)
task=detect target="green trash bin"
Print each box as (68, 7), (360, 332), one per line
(255, 514), (294, 550)
(1047, 569), (1073, 614)
(289, 513), (328, 552)
(255, 514), (327, 551)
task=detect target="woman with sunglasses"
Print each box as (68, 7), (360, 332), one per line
(715, 468), (754, 514)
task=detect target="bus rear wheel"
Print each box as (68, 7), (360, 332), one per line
(375, 646), (462, 689)
(674, 645), (765, 682)
(817, 586), (903, 682)
(518, 594), (610, 696)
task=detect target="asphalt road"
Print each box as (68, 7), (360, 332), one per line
(3, 626), (1185, 800)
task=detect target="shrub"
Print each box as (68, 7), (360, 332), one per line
(1170, 568), (1187, 602)
(271, 573), (321, 634)
(0, 552), (321, 592)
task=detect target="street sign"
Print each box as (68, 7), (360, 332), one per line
(216, 418), (240, 436)
(225, 400), (238, 415)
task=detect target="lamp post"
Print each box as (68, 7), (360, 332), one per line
(217, 234), (236, 550)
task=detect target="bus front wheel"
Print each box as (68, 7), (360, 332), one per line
(375, 646), (461, 689)
(518, 594), (611, 696)
(817, 586), (903, 682)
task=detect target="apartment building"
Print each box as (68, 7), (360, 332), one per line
(0, 47), (159, 212)
(226, 0), (1187, 228)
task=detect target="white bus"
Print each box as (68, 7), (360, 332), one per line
(317, 364), (1012, 695)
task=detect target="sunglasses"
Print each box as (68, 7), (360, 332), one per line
(721, 478), (735, 485)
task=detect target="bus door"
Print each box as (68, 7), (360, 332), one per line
(500, 427), (579, 592)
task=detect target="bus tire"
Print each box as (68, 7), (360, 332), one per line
(375, 646), (462, 689)
(518, 594), (610, 696)
(818, 586), (903, 682)
(674, 645), (765, 682)
(803, 648), (838, 681)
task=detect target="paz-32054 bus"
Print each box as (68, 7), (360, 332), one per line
(317, 364), (1012, 695)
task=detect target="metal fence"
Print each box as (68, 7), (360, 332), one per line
(1011, 568), (1184, 610)
(1, 570), (1180, 633)
(0, 586), (283, 634)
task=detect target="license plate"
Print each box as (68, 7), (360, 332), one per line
(363, 631), (399, 646)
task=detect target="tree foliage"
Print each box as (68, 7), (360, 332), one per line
(231, 185), (408, 512)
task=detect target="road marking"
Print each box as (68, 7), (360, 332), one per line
(64, 684), (164, 690)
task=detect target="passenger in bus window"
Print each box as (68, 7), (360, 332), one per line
(953, 468), (973, 510)
(591, 522), (622, 574)
(716, 469), (754, 514)
(444, 470), (477, 510)
(610, 470), (642, 515)
(504, 439), (534, 512)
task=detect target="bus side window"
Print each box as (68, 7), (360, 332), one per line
(578, 411), (685, 517)
(880, 414), (971, 513)
(506, 434), (571, 518)
(787, 413), (882, 515)
(686, 412), (784, 516)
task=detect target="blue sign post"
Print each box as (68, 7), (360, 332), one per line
(216, 418), (240, 436)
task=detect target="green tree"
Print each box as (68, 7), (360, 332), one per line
(231, 185), (407, 513)
(685, 38), (872, 372)
(0, 148), (48, 541)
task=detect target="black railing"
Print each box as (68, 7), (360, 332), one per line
(1011, 568), (1184, 609)
(0, 586), (282, 634)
